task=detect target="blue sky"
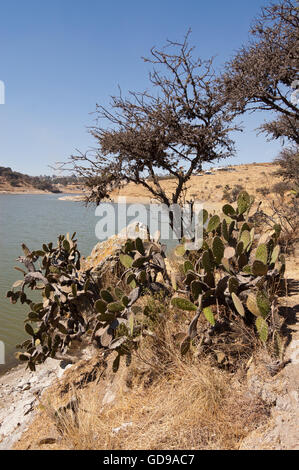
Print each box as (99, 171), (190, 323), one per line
(0, 0), (283, 175)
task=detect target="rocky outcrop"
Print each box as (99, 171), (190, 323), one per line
(0, 358), (70, 449)
(240, 249), (299, 450)
(84, 222), (150, 270)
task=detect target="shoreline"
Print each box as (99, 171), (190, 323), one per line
(0, 190), (84, 195)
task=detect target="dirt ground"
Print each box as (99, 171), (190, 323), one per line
(109, 162), (282, 204)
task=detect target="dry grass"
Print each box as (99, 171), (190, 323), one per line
(15, 301), (270, 451)
(22, 357), (269, 451)
(109, 162), (281, 205)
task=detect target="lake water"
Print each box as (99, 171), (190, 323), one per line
(0, 194), (177, 372)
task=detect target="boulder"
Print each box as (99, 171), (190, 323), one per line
(84, 222), (150, 270)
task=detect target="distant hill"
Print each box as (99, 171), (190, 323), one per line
(0, 167), (84, 194)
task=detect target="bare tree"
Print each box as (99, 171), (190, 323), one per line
(67, 32), (239, 220)
(220, 0), (299, 144)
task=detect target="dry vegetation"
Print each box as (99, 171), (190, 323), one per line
(10, 174), (299, 451)
(14, 352), (270, 451)
(14, 294), (272, 451)
(110, 162), (283, 204)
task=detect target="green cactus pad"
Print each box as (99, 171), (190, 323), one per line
(27, 312), (40, 321)
(255, 316), (268, 342)
(97, 312), (115, 322)
(256, 244), (268, 265)
(236, 241), (244, 256)
(238, 253), (248, 270)
(107, 301), (125, 312)
(222, 204), (236, 217)
(119, 254), (134, 268)
(203, 306), (215, 326)
(215, 275), (229, 296)
(135, 237), (145, 255)
(256, 290), (270, 318)
(15, 352), (30, 362)
(202, 250), (213, 271)
(242, 264), (252, 274)
(240, 222), (251, 233)
(212, 237), (224, 263)
(132, 256), (150, 268)
(184, 260), (194, 274)
(228, 277), (239, 294)
(237, 191), (250, 215)
(25, 323), (35, 336)
(114, 287), (124, 299)
(191, 280), (203, 300)
(240, 230), (251, 250)
(171, 297), (197, 311)
(62, 239), (70, 252)
(112, 354), (121, 373)
(252, 260), (268, 276)
(222, 219), (229, 241)
(100, 289), (114, 303)
(207, 215), (221, 232)
(198, 208), (209, 225)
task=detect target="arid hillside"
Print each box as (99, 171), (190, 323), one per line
(0, 167), (84, 194)
(110, 162), (284, 204)
(0, 162), (286, 201)
(0, 178), (83, 195)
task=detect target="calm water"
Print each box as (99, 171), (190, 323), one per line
(0, 194), (175, 372)
(0, 194), (101, 371)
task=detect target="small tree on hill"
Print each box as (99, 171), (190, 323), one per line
(274, 146), (299, 192)
(220, 0), (299, 144)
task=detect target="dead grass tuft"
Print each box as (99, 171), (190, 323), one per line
(25, 358), (269, 450)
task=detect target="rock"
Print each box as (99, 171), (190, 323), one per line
(85, 222), (150, 270)
(112, 422), (133, 433)
(0, 357), (64, 449)
(57, 364), (73, 379)
(102, 390), (116, 405)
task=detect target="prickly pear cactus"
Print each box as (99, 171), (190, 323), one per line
(8, 235), (171, 372)
(172, 191), (286, 359)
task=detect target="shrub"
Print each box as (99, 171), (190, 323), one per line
(10, 179), (21, 187)
(222, 184), (244, 203)
(256, 187), (270, 197)
(274, 147), (299, 192)
(272, 181), (292, 197)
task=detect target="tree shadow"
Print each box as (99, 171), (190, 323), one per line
(278, 278), (299, 298)
(278, 303), (299, 349)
